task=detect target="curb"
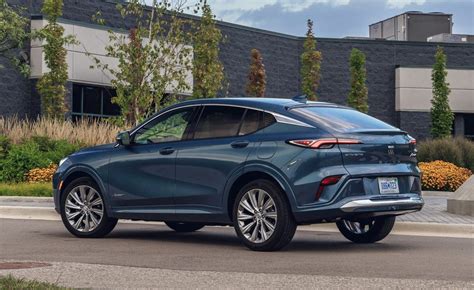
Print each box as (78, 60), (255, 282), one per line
(1, 205), (472, 239)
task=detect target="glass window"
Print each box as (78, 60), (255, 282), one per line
(134, 107), (196, 144)
(239, 109), (261, 136)
(261, 112), (276, 129)
(82, 86), (101, 115)
(194, 106), (245, 139)
(292, 107), (396, 133)
(72, 84), (121, 118)
(465, 114), (474, 140)
(102, 89), (120, 116)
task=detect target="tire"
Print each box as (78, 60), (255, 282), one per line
(165, 222), (205, 232)
(233, 179), (297, 251)
(336, 216), (396, 243)
(60, 177), (117, 238)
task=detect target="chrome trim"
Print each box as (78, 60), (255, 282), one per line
(272, 113), (314, 128)
(340, 197), (424, 213)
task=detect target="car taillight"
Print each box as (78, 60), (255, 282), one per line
(288, 138), (362, 149)
(316, 175), (342, 200)
(409, 139), (416, 145)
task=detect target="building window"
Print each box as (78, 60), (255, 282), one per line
(465, 114), (474, 140)
(72, 84), (120, 119)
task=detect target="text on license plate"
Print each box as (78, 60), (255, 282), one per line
(378, 177), (399, 194)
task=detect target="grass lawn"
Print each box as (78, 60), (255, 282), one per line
(0, 182), (52, 197)
(0, 275), (67, 289)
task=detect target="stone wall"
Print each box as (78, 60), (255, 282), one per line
(2, 0), (474, 140)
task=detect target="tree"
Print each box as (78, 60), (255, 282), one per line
(431, 46), (453, 139)
(245, 49), (266, 97)
(300, 19), (322, 101)
(0, 0), (30, 75)
(91, 0), (193, 125)
(348, 48), (368, 113)
(34, 0), (76, 119)
(192, 0), (224, 99)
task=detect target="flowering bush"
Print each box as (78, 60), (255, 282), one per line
(25, 164), (58, 183)
(419, 160), (472, 192)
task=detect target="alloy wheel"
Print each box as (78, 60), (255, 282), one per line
(237, 188), (277, 243)
(65, 185), (104, 232)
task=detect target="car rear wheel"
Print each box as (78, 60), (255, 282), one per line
(336, 216), (395, 243)
(165, 222), (205, 232)
(233, 179), (297, 251)
(60, 177), (117, 238)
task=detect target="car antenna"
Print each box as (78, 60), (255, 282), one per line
(292, 94), (307, 103)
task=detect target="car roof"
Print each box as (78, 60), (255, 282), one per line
(175, 97), (343, 113)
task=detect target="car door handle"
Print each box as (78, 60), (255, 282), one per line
(159, 147), (175, 155)
(231, 140), (249, 148)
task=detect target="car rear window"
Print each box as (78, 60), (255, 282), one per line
(291, 107), (396, 132)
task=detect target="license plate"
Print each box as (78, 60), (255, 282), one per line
(378, 177), (399, 194)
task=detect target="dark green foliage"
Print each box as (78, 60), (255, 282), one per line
(430, 46), (453, 139)
(417, 138), (474, 171)
(0, 136), (80, 182)
(348, 48), (368, 113)
(0, 142), (50, 182)
(192, 0), (224, 98)
(0, 134), (11, 158)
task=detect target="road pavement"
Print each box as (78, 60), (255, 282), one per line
(0, 219), (472, 288)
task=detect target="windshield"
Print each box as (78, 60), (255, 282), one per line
(291, 106), (397, 133)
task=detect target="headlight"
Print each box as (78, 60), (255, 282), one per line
(59, 157), (68, 167)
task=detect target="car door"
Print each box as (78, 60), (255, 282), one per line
(174, 105), (262, 215)
(107, 106), (198, 213)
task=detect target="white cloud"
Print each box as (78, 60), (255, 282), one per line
(207, 0), (351, 14)
(386, 0), (426, 9)
(204, 0), (350, 25)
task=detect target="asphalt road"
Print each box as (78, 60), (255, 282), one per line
(1, 219), (473, 287)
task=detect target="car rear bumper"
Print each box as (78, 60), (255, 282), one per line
(293, 194), (424, 224)
(340, 196), (424, 212)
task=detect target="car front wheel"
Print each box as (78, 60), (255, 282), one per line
(336, 216), (396, 243)
(233, 179), (297, 251)
(60, 177), (117, 238)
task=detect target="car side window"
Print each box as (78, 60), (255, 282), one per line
(133, 107), (196, 144)
(239, 109), (261, 136)
(194, 106), (245, 139)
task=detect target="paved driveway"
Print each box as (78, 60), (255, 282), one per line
(0, 219), (472, 288)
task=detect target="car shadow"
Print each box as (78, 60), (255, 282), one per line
(48, 224), (413, 253)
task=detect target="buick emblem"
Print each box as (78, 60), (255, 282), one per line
(387, 145), (395, 156)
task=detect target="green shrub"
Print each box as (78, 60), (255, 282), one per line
(417, 138), (474, 171)
(0, 134), (11, 158)
(0, 136), (80, 183)
(0, 142), (51, 182)
(29, 136), (80, 164)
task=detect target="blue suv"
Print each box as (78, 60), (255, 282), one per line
(53, 97), (424, 251)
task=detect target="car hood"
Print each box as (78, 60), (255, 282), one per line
(71, 143), (116, 156)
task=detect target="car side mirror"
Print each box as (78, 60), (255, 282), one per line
(116, 131), (131, 146)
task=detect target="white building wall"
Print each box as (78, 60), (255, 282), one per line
(395, 67), (474, 113)
(30, 19), (193, 95)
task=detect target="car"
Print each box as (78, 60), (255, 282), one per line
(53, 97), (424, 251)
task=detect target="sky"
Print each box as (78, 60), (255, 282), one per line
(185, 0), (474, 38)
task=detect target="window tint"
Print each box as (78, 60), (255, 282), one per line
(261, 112), (276, 128)
(134, 107), (195, 144)
(292, 107), (395, 132)
(194, 106), (245, 139)
(239, 109), (260, 136)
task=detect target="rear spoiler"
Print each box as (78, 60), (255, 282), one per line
(347, 129), (408, 135)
